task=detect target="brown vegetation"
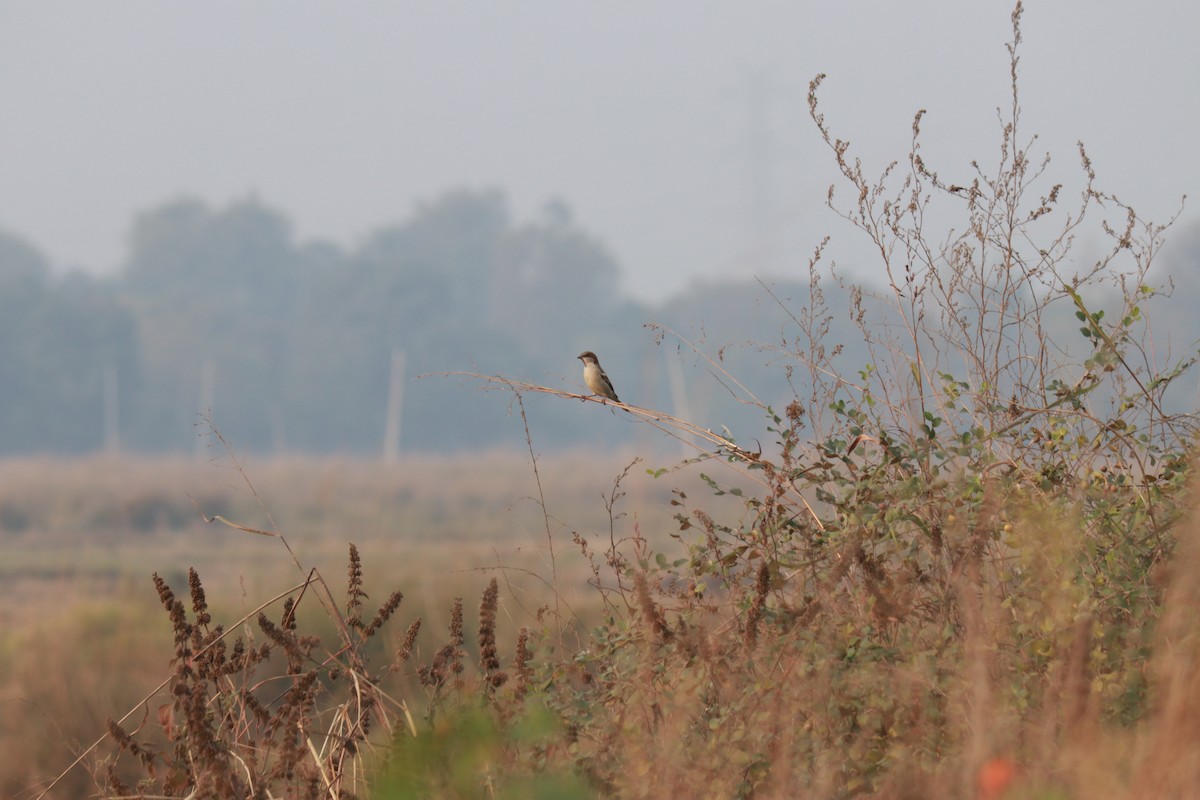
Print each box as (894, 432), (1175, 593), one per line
(10, 3), (1200, 798)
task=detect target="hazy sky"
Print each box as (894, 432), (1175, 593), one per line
(2, 2), (1197, 301)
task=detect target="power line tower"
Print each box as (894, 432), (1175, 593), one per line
(729, 68), (789, 275)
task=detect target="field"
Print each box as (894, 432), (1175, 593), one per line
(0, 450), (743, 798)
(0, 450), (672, 614)
(9, 9), (1200, 797)
(2, 443), (1198, 799)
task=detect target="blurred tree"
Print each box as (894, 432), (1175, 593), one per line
(0, 228), (50, 294)
(488, 200), (623, 359)
(2, 188), (663, 454)
(122, 197), (315, 450)
(0, 230), (138, 453)
(291, 190), (521, 450)
(125, 196), (303, 304)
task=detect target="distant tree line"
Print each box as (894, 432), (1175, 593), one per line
(0, 190), (803, 455)
(2, 189), (1196, 456)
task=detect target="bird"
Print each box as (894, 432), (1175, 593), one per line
(577, 351), (620, 402)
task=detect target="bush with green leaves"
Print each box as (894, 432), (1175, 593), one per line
(530, 4), (1196, 796)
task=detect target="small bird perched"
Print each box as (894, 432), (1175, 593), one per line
(578, 351), (620, 402)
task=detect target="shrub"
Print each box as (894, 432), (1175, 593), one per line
(40, 3), (1199, 798)
(499, 3), (1196, 796)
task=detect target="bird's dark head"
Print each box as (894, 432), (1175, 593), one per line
(577, 351), (599, 364)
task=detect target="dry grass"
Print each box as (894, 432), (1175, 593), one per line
(0, 448), (699, 606)
(0, 449), (741, 798)
(11, 468), (1200, 799)
(11, 4), (1200, 798)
